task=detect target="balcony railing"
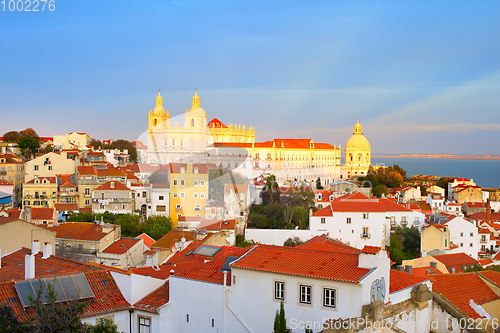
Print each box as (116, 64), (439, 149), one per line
(56, 247), (96, 255)
(360, 233), (371, 239)
(480, 238), (487, 244)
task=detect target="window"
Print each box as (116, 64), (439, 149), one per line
(173, 180), (178, 186)
(200, 193), (205, 199)
(159, 196), (164, 200)
(114, 204), (118, 210)
(460, 232), (463, 237)
(180, 180), (185, 186)
(460, 243), (463, 247)
(470, 232), (473, 237)
(321, 218), (326, 224)
(180, 192), (185, 199)
(194, 204), (201, 211)
(470, 243), (473, 247)
(362, 227), (369, 238)
(156, 205), (166, 212)
(200, 180), (205, 186)
(186, 314), (189, 322)
(346, 217), (351, 224)
(194, 180), (198, 186)
(193, 193), (198, 199)
(194, 167), (198, 174)
(34, 165), (39, 171)
(85, 187), (90, 196)
(173, 192), (178, 198)
(444, 239), (448, 247)
(449, 267), (456, 273)
(275, 281), (285, 300)
(323, 288), (336, 308)
(299, 285), (312, 304)
(85, 199), (90, 206)
(212, 319), (215, 327)
(363, 213), (369, 219)
(138, 315), (151, 333)
(48, 166), (52, 170)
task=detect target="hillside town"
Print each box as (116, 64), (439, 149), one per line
(0, 91), (499, 333)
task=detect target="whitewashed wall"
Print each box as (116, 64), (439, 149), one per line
(245, 229), (316, 246)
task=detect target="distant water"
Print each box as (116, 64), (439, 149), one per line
(371, 157), (500, 188)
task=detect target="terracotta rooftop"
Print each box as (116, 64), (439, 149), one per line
(137, 232), (156, 248)
(412, 266), (443, 277)
(151, 230), (197, 250)
(26, 176), (57, 184)
(0, 179), (13, 186)
(96, 166), (126, 178)
(199, 219), (236, 230)
(314, 198), (413, 215)
(129, 266), (173, 280)
(208, 117), (228, 128)
(41, 222), (113, 241)
(479, 271), (500, 286)
(335, 192), (370, 200)
(32, 207), (55, 220)
(231, 245), (371, 283)
(134, 281), (170, 314)
(361, 246), (382, 254)
(102, 238), (141, 255)
(54, 203), (79, 211)
(431, 273), (499, 319)
(305, 234), (360, 253)
(432, 253), (479, 273)
(0, 248), (105, 283)
(77, 165), (98, 176)
(389, 269), (428, 294)
(95, 181), (130, 191)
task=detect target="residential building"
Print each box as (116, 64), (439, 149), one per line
(57, 173), (78, 204)
(224, 183), (251, 220)
(444, 202), (461, 213)
(0, 179), (14, 209)
(0, 153), (25, 203)
(448, 178), (476, 201)
(420, 224), (451, 256)
(454, 185), (483, 204)
(25, 152), (76, 181)
(463, 201), (488, 216)
(22, 176), (58, 208)
(397, 186), (421, 203)
(52, 132), (91, 148)
(426, 193), (445, 213)
(92, 181), (133, 214)
(76, 165), (99, 209)
(45, 221), (121, 263)
(169, 163), (211, 227)
(150, 183), (170, 217)
(30, 207), (57, 225)
(54, 203), (79, 221)
(0, 216), (56, 255)
(97, 238), (144, 268)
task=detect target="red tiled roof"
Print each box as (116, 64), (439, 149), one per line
(389, 269), (428, 293)
(79, 207), (92, 213)
(432, 253), (479, 273)
(335, 192), (370, 201)
(151, 230), (196, 250)
(2, 207), (22, 219)
(0, 179), (13, 185)
(231, 245), (370, 283)
(103, 238), (140, 254)
(32, 208), (55, 220)
(313, 206), (333, 216)
(208, 117), (228, 128)
(492, 252), (500, 261)
(138, 233), (156, 248)
(77, 166), (98, 176)
(95, 181), (130, 191)
(96, 165), (126, 177)
(361, 246), (381, 254)
(54, 203), (79, 211)
(412, 266), (443, 277)
(431, 273), (499, 319)
(0, 216), (23, 225)
(479, 271), (500, 286)
(479, 259), (493, 266)
(41, 222), (112, 241)
(200, 219), (236, 230)
(305, 234), (360, 253)
(134, 281), (170, 314)
(0, 248), (105, 283)
(469, 212), (500, 222)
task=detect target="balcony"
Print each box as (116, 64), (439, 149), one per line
(56, 247), (96, 255)
(480, 238), (487, 244)
(0, 171), (7, 175)
(360, 233), (371, 239)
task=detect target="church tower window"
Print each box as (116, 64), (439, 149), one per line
(191, 118), (194, 127)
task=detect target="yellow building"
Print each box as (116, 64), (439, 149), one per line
(208, 117), (255, 144)
(344, 119), (371, 178)
(169, 163), (211, 227)
(53, 132), (91, 149)
(0, 216), (56, 255)
(0, 153), (25, 203)
(22, 176), (58, 208)
(420, 224), (451, 254)
(25, 152), (76, 181)
(454, 185), (483, 204)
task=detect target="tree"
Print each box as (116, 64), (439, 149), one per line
(89, 139), (102, 149)
(0, 305), (27, 332)
(108, 139), (137, 161)
(66, 212), (97, 222)
(26, 278), (87, 332)
(290, 186), (315, 208)
(372, 184), (389, 198)
(2, 131), (20, 143)
(315, 177), (324, 190)
(18, 138), (40, 159)
(420, 185), (427, 196)
(19, 128), (39, 141)
(85, 317), (122, 333)
(113, 214), (141, 237)
(141, 215), (172, 240)
(261, 175), (281, 205)
(305, 326), (313, 333)
(463, 264), (484, 272)
(283, 236), (305, 247)
(235, 234), (255, 247)
(394, 226), (420, 255)
(273, 301), (286, 333)
(436, 177), (455, 197)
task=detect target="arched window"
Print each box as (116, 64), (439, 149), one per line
(366, 154), (369, 162)
(349, 154), (353, 162)
(154, 119), (157, 126)
(191, 118), (194, 127)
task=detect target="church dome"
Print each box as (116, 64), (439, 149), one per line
(153, 90), (165, 115)
(345, 119), (371, 152)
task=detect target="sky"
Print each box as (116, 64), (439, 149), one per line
(1, 0), (499, 155)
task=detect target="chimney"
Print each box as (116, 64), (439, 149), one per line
(25, 252), (35, 280)
(396, 265), (404, 272)
(24, 206), (32, 224)
(405, 265), (413, 274)
(430, 261), (437, 269)
(42, 242), (52, 259)
(486, 199), (491, 224)
(31, 240), (40, 255)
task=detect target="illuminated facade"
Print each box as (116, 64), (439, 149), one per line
(344, 119), (371, 178)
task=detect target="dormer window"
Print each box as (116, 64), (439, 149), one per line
(35, 179), (39, 184)
(110, 182), (115, 188)
(43, 179), (47, 184)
